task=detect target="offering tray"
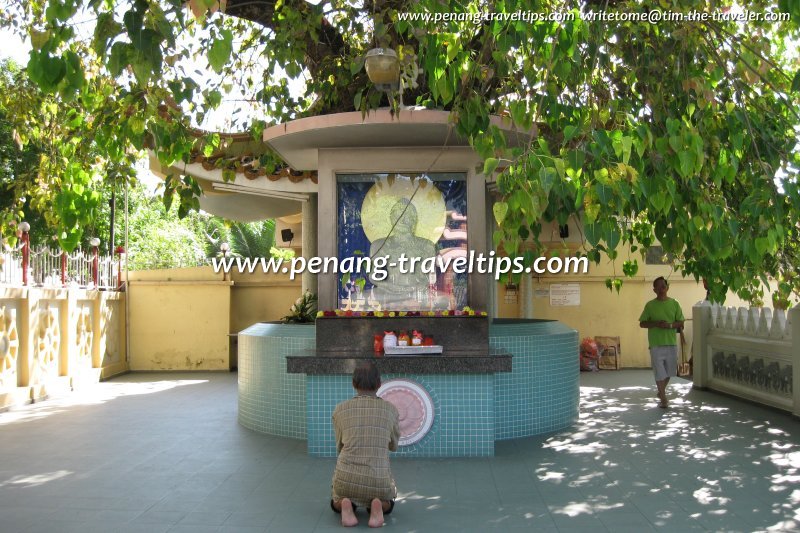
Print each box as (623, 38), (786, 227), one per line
(384, 345), (444, 355)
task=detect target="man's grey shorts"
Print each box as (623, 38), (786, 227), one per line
(649, 345), (678, 381)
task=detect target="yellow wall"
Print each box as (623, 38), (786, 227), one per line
(496, 234), (767, 368)
(128, 267), (231, 370)
(229, 271), (302, 333)
(127, 267), (302, 371)
(527, 277), (703, 368)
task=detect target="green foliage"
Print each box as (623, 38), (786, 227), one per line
(0, 58), (128, 250)
(125, 185), (209, 270)
(270, 246), (295, 261)
(282, 290), (317, 323)
(201, 215), (228, 258)
(1, 0), (799, 304)
(228, 219), (276, 258)
(208, 28), (233, 73)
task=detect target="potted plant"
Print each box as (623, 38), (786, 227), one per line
(283, 291), (318, 323)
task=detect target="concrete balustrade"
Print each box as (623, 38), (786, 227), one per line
(693, 302), (799, 416)
(0, 286), (127, 410)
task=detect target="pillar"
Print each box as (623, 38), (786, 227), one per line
(520, 275), (534, 319)
(302, 194), (318, 296)
(692, 302), (711, 389)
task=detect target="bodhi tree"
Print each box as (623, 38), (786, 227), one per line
(0, 56), (137, 253)
(2, 0), (799, 304)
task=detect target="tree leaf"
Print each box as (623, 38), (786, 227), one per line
(123, 9), (143, 36)
(493, 201), (509, 226)
(93, 12), (122, 57)
(678, 151), (694, 178)
(107, 42), (130, 76)
(563, 125), (578, 144)
(62, 51), (85, 96)
(483, 157), (498, 176)
(539, 167), (556, 195)
(209, 29), (233, 74)
(27, 51), (66, 92)
(584, 222), (601, 247)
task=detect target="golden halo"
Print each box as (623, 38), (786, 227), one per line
(361, 175), (446, 243)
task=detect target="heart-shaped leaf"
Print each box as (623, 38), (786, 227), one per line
(493, 201), (509, 226)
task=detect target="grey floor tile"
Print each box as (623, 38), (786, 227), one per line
(179, 510), (233, 526)
(93, 509), (143, 523)
(0, 507), (45, 531)
(131, 509), (186, 526)
(111, 525), (173, 533)
(0, 371), (798, 533)
(167, 526), (221, 533)
(223, 511), (279, 528)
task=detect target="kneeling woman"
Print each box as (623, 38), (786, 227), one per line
(330, 362), (400, 527)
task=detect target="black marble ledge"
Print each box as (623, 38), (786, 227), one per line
(286, 350), (512, 375)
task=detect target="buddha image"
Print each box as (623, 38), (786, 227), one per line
(361, 175), (446, 309)
(368, 199), (437, 308)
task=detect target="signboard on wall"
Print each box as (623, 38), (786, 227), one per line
(550, 283), (580, 306)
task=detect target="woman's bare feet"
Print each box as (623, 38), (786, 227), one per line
(340, 498), (358, 527)
(368, 498), (384, 528)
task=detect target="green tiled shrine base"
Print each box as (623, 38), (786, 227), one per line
(238, 323), (312, 438)
(237, 320), (579, 457)
(492, 332), (579, 439)
(308, 374), (494, 457)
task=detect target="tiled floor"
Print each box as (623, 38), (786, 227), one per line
(0, 370), (798, 532)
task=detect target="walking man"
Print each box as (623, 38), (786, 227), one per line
(639, 276), (685, 408)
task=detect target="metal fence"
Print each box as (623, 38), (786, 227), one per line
(0, 245), (121, 290)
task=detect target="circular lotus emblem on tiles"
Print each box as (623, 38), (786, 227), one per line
(377, 379), (434, 446)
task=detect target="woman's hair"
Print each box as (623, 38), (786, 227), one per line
(352, 361), (381, 391)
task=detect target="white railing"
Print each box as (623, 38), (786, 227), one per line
(0, 249), (23, 286)
(0, 246), (121, 290)
(693, 302), (799, 416)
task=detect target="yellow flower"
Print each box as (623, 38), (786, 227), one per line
(388, 311), (396, 317)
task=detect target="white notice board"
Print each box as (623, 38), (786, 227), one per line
(550, 283), (580, 306)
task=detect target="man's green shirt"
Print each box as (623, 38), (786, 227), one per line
(639, 298), (684, 348)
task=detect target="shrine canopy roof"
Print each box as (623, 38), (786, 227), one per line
(148, 130), (316, 222)
(148, 109), (530, 221)
(263, 108), (531, 171)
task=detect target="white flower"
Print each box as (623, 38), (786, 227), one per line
(295, 296), (304, 306)
(290, 305), (297, 312)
